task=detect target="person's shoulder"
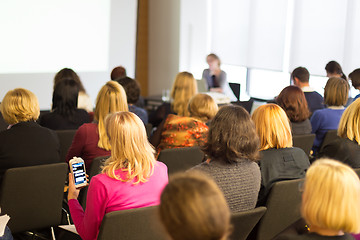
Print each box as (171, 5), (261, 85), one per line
(155, 161), (168, 173)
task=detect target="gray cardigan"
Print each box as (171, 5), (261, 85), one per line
(190, 159), (261, 213)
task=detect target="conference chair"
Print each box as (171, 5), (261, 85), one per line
(0, 163), (68, 238)
(256, 178), (304, 240)
(157, 147), (205, 175)
(229, 82), (241, 102)
(97, 206), (169, 240)
(230, 207), (267, 240)
(292, 134), (315, 156)
(145, 123), (153, 138)
(318, 129), (338, 153)
(56, 130), (77, 162)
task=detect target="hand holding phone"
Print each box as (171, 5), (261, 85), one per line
(69, 157), (87, 189)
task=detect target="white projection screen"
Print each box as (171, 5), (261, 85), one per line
(0, 0), (137, 109)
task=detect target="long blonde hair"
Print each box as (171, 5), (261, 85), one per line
(171, 72), (197, 116)
(94, 81), (128, 150)
(252, 104), (292, 150)
(338, 98), (360, 144)
(102, 112), (156, 184)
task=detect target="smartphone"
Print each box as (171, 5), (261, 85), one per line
(69, 157), (87, 189)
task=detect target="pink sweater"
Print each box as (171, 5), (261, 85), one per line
(68, 161), (168, 240)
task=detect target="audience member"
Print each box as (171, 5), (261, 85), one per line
(252, 104), (310, 205)
(276, 86), (312, 135)
(149, 72), (197, 127)
(0, 88), (60, 185)
(110, 66), (127, 80)
(349, 68), (360, 101)
(116, 77), (148, 124)
(40, 79), (90, 130)
(191, 105), (261, 212)
(68, 112), (168, 240)
(291, 67), (324, 114)
(277, 159), (360, 240)
(318, 99), (360, 168)
(325, 60), (347, 80)
(159, 172), (231, 240)
(54, 68), (93, 112)
(311, 77), (349, 154)
(66, 81), (128, 171)
(152, 93), (218, 153)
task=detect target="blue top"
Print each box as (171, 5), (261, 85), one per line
(354, 93), (360, 101)
(129, 104), (148, 124)
(310, 108), (345, 152)
(303, 91), (324, 114)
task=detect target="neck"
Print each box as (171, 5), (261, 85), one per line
(310, 226), (344, 236)
(297, 82), (310, 88)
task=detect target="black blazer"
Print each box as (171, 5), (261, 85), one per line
(39, 109), (90, 130)
(0, 121), (60, 185)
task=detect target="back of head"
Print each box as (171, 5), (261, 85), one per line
(95, 81), (129, 150)
(302, 159), (360, 234)
(349, 68), (360, 89)
(291, 67), (310, 83)
(252, 104), (292, 150)
(204, 105), (260, 163)
(338, 98), (360, 144)
(325, 61), (347, 80)
(116, 77), (140, 104)
(102, 112), (155, 184)
(159, 172), (231, 240)
(1, 88), (40, 125)
(52, 79), (80, 120)
(54, 68), (86, 92)
(111, 66), (127, 80)
(324, 77), (349, 106)
(276, 86), (310, 122)
(188, 93), (218, 122)
(171, 72), (198, 116)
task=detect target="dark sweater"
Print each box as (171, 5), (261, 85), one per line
(190, 159), (261, 213)
(39, 109), (90, 130)
(291, 119), (312, 135)
(304, 91), (324, 114)
(276, 233), (354, 240)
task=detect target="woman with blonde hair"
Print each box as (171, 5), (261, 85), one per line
(151, 93), (218, 154)
(278, 159), (360, 239)
(0, 88), (60, 185)
(66, 81), (128, 170)
(159, 172), (231, 240)
(68, 112), (168, 240)
(318, 98), (360, 168)
(149, 72), (197, 127)
(252, 104), (310, 205)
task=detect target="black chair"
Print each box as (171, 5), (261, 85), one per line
(256, 179), (304, 240)
(229, 83), (241, 101)
(145, 123), (153, 138)
(97, 206), (168, 240)
(157, 147), (205, 174)
(318, 129), (338, 153)
(233, 99), (254, 113)
(292, 134), (315, 156)
(56, 130), (77, 162)
(0, 163), (68, 236)
(230, 207), (267, 240)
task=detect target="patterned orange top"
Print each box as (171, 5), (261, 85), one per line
(157, 114), (209, 155)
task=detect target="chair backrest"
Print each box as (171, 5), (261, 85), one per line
(256, 178), (304, 240)
(145, 123), (153, 138)
(229, 83), (241, 101)
(97, 206), (169, 240)
(0, 163), (68, 233)
(292, 134), (315, 156)
(0, 113), (8, 132)
(230, 207), (267, 240)
(319, 129), (338, 153)
(157, 147), (205, 174)
(56, 130), (77, 162)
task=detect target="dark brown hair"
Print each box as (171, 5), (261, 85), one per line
(325, 61), (347, 80)
(276, 86), (310, 122)
(291, 67), (310, 83)
(349, 69), (360, 89)
(111, 66), (127, 80)
(203, 105), (260, 163)
(54, 68), (86, 93)
(116, 77), (140, 104)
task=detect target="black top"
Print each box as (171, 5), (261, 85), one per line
(318, 137), (360, 168)
(304, 91), (324, 114)
(0, 121), (60, 185)
(258, 147), (310, 205)
(291, 119), (312, 135)
(39, 109), (90, 130)
(149, 102), (173, 127)
(276, 232), (354, 240)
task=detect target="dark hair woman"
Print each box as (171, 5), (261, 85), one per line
(190, 105), (261, 213)
(276, 86), (312, 135)
(325, 61), (347, 81)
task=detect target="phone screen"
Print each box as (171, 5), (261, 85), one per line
(72, 162), (86, 185)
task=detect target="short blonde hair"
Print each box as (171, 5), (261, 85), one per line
(338, 98), (360, 144)
(188, 94), (218, 122)
(94, 81), (128, 150)
(302, 159), (360, 233)
(1, 88), (40, 124)
(171, 72), (197, 116)
(252, 104), (292, 150)
(102, 112), (156, 184)
(159, 171), (231, 240)
(324, 77), (349, 106)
